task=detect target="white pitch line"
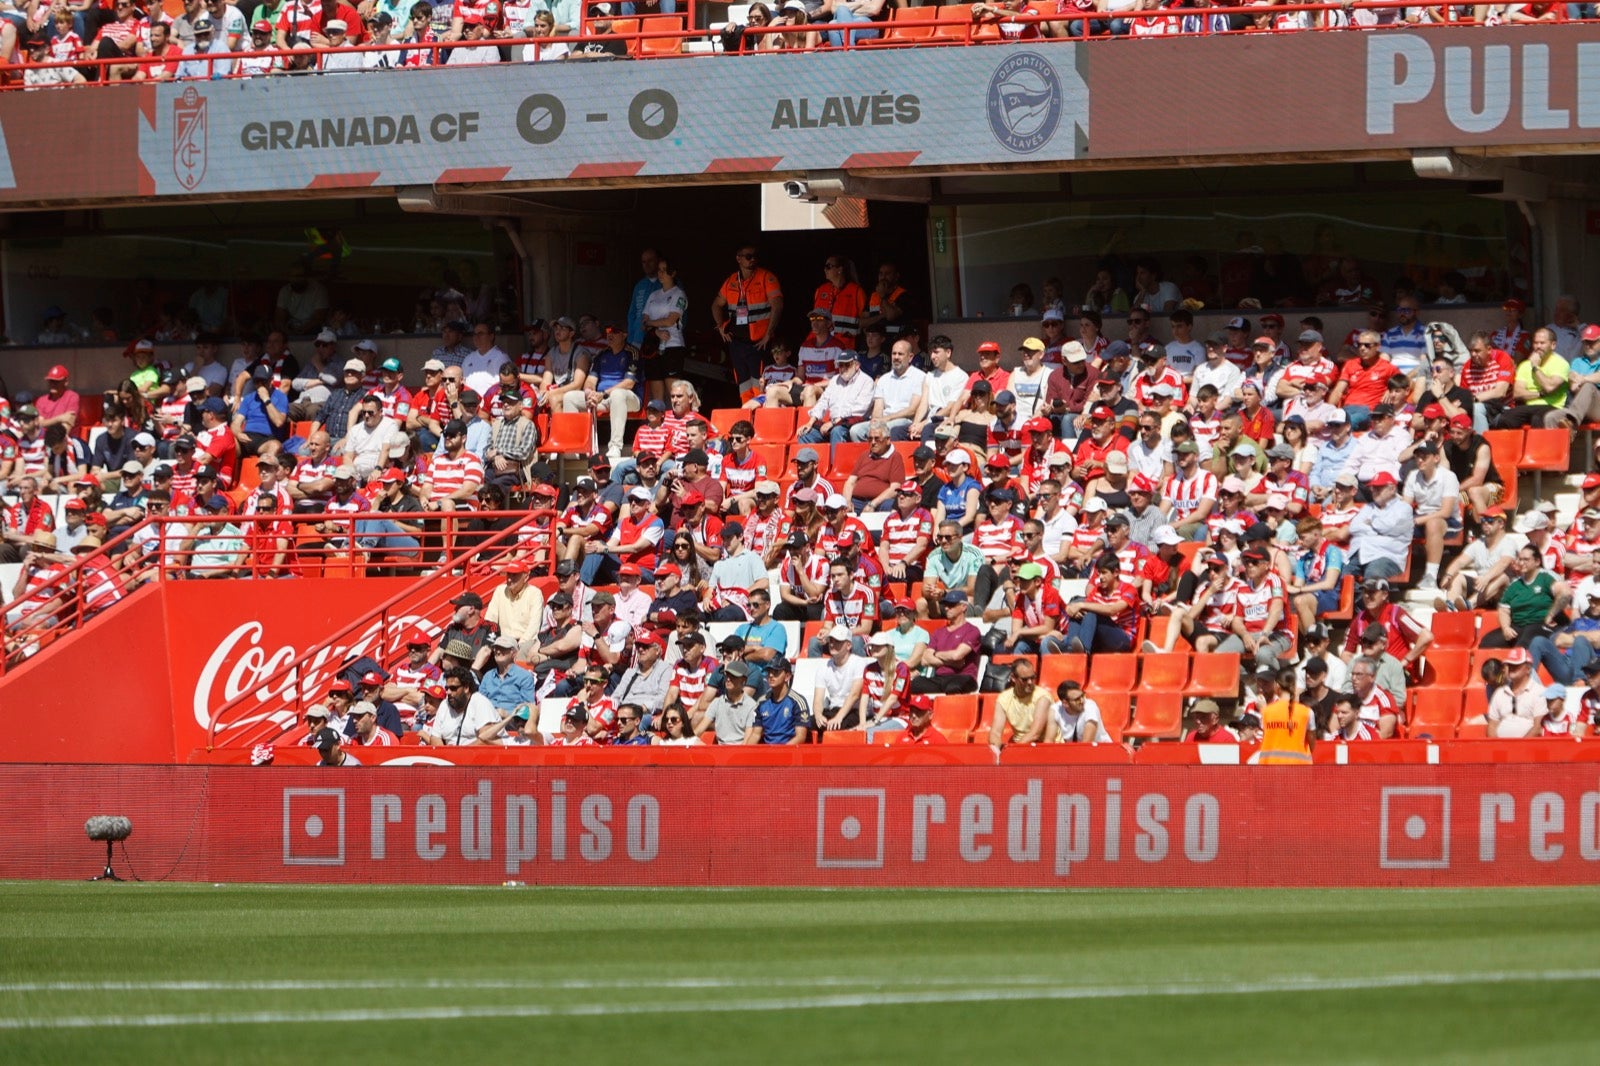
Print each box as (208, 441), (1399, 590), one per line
(2, 969), (1599, 1031)
(0, 975), (1049, 993)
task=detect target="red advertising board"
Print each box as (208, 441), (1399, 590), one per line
(8, 765), (1600, 887)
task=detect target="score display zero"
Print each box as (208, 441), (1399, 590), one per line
(517, 89), (680, 145)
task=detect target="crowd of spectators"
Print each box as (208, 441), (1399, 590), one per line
(8, 0), (1593, 86)
(5, 240), (1599, 747)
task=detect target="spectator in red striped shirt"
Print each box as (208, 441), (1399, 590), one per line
(422, 419), (484, 513)
(858, 632), (913, 726)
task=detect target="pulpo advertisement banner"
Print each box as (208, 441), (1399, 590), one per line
(6, 765), (1600, 887)
(0, 25), (1593, 207)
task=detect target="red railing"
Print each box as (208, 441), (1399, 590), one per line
(3, 506), (555, 675)
(6, 3), (1591, 87)
(201, 507), (555, 752)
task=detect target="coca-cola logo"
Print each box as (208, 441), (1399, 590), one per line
(194, 616), (435, 735)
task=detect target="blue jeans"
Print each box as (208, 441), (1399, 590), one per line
(1063, 611), (1133, 655)
(355, 518), (419, 552)
(799, 424), (854, 445)
(826, 4), (883, 46)
(580, 552), (655, 587)
(1010, 634), (1069, 655)
(1528, 633), (1596, 686)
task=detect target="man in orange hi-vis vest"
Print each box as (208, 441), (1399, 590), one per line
(1256, 666), (1315, 765)
(713, 244), (784, 394)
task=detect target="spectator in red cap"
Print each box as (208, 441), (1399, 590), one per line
(355, 671), (408, 736)
(897, 694), (946, 744)
(1443, 411), (1501, 517)
(1548, 324), (1600, 432)
(1347, 471), (1413, 582)
(35, 365), (80, 431)
(384, 629), (442, 722)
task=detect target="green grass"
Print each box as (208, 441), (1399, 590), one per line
(3, 884), (1600, 1064)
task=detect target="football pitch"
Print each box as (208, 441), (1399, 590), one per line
(3, 883), (1600, 1064)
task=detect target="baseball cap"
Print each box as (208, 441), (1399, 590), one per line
(940, 590), (968, 606)
(1502, 298), (1526, 312)
(945, 449), (971, 466)
(1297, 329), (1324, 344)
(1220, 476), (1247, 495)
(1516, 511), (1551, 533)
(868, 632), (896, 648)
(835, 349), (858, 363)
(359, 671), (385, 686)
(1061, 341), (1088, 364)
(380, 356), (402, 372)
(808, 306), (833, 319)
(1414, 441), (1440, 456)
(1153, 525), (1183, 546)
(826, 624), (853, 644)
(1583, 324), (1600, 343)
(1226, 316), (1249, 331)
(1449, 413), (1472, 429)
(1361, 577), (1391, 593)
(1016, 562), (1045, 581)
(1368, 471), (1399, 488)
(1371, 403), (1396, 419)
(823, 493), (848, 510)
(1024, 417), (1052, 434)
(1501, 648), (1530, 666)
(343, 358), (366, 373)
(1083, 497), (1109, 514)
(1129, 474), (1156, 494)
(897, 479), (920, 494)
(1325, 409), (1349, 424)
(1265, 493), (1290, 511)
(793, 447), (820, 464)
(1359, 623), (1387, 645)
(45, 364), (69, 381)
(1544, 683), (1568, 701)
(1421, 403), (1445, 420)
(451, 591), (484, 608)
(1254, 336), (1277, 349)
(1584, 473), (1600, 490)
(977, 341), (1001, 355)
(489, 634), (518, 651)
(986, 453), (1011, 470)
(1174, 440), (1199, 455)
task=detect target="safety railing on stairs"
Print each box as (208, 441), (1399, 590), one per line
(202, 507), (556, 752)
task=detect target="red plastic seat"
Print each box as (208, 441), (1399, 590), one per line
(1087, 653), (1137, 693)
(1420, 649), (1472, 689)
(1090, 692), (1130, 743)
(1136, 652), (1190, 695)
(1038, 654), (1088, 691)
(1183, 653), (1241, 698)
(933, 693), (979, 738)
(536, 412), (594, 456)
(753, 406), (798, 444)
(1518, 428), (1569, 471)
(828, 442), (869, 482)
(708, 408), (745, 438)
(1408, 688), (1463, 738)
(1429, 611), (1479, 651)
(1120, 692), (1183, 740)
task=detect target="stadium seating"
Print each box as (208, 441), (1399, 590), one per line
(1120, 692), (1183, 740)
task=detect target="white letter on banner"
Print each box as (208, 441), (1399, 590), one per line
(911, 795), (945, 863)
(1530, 791), (1564, 862)
(1007, 779), (1042, 863)
(415, 795), (446, 860)
(1135, 793), (1169, 863)
(1182, 794), (1219, 863)
(1367, 35), (1436, 136)
(579, 794), (613, 862)
(504, 795), (537, 875)
(1520, 44), (1569, 131)
(1053, 794), (1091, 877)
(460, 780), (492, 861)
(1479, 792), (1515, 861)
(626, 795), (659, 861)
(1579, 783), (1600, 861)
(959, 794), (993, 863)
(1443, 45), (1510, 134)
(369, 795), (401, 860)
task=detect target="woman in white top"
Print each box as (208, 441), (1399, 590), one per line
(522, 9), (568, 60)
(641, 255), (690, 404)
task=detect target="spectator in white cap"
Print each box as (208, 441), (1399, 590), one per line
(321, 20), (365, 71)
(933, 447), (982, 532)
(798, 345), (874, 445)
(316, 357), (376, 444)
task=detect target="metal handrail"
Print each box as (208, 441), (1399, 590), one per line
(203, 506), (556, 751)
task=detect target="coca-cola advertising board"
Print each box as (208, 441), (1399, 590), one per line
(0, 578), (412, 763)
(5, 765), (1600, 887)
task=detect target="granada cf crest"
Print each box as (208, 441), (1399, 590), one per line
(173, 86), (208, 191)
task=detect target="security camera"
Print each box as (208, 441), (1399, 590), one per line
(783, 180), (811, 201)
(782, 178), (846, 203)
